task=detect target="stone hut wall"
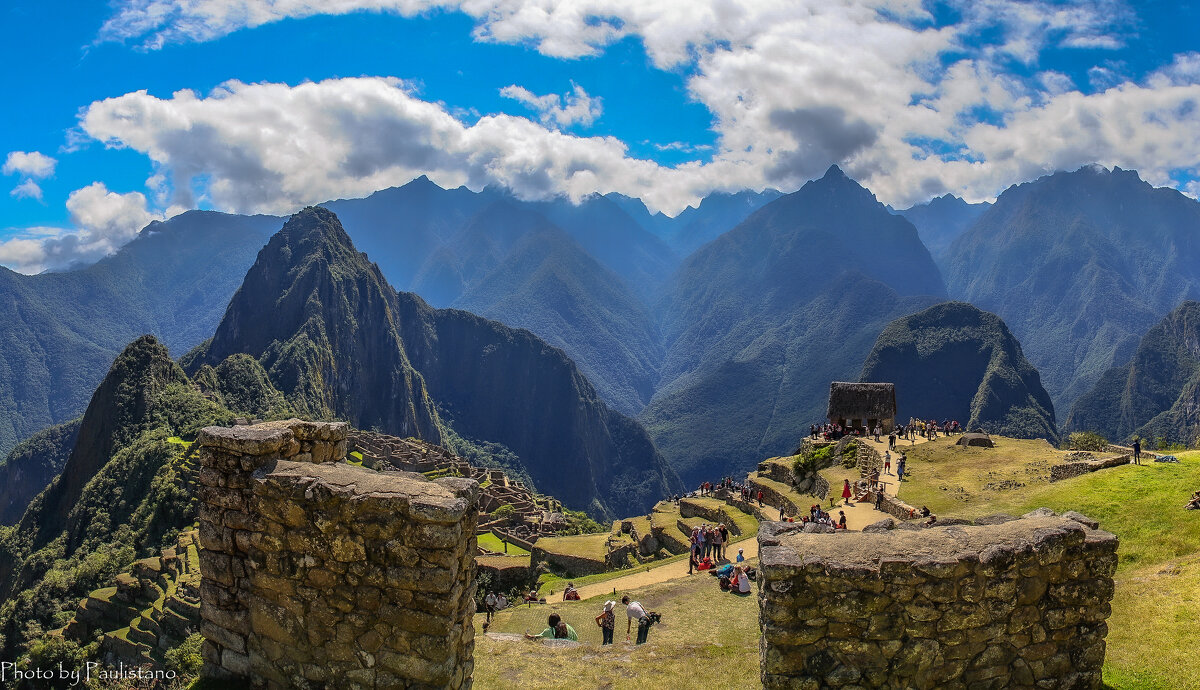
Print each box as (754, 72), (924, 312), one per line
(1050, 453), (1133, 482)
(758, 510), (1118, 690)
(196, 419), (478, 689)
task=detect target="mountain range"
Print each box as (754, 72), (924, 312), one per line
(942, 166), (1200, 419)
(4, 162), (1200, 510)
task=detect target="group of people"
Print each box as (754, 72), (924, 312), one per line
(714, 562), (755, 594)
(688, 522), (730, 573)
(802, 503), (847, 529)
(526, 595), (658, 646)
(482, 591), (511, 622)
(811, 418), (962, 445)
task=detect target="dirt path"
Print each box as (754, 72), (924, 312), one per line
(573, 537), (759, 601)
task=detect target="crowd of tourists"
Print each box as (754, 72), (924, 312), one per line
(687, 522), (730, 573)
(810, 418), (962, 445)
(519, 595), (662, 647)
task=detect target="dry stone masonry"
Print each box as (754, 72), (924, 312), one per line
(758, 510), (1117, 690)
(196, 419), (478, 689)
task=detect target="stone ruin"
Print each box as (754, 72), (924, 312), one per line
(758, 510), (1117, 690)
(348, 430), (567, 550)
(196, 419), (478, 689)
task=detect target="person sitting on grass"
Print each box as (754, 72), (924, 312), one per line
(526, 613), (577, 641)
(737, 566), (753, 594)
(1186, 490), (1200, 510)
(563, 583), (580, 601)
(524, 588), (540, 604)
(736, 547), (745, 563)
(838, 511), (847, 529)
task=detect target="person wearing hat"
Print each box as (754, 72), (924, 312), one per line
(595, 600), (616, 645)
(735, 547), (745, 563)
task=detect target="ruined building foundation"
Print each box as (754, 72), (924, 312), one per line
(196, 419), (478, 689)
(758, 512), (1117, 690)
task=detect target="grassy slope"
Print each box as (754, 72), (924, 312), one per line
(891, 437), (1200, 688)
(478, 532), (531, 556)
(475, 563), (761, 690)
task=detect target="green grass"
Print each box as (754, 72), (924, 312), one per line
(679, 496), (760, 535)
(896, 439), (1200, 572)
(166, 436), (191, 447)
(533, 532), (615, 561)
(478, 532), (530, 556)
(1104, 554), (1200, 688)
(477, 563), (760, 690)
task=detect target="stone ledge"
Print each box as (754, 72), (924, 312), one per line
(197, 419), (347, 455)
(254, 460), (477, 523)
(761, 512), (1116, 572)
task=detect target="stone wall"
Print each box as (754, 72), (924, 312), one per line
(196, 419), (478, 689)
(758, 509), (1118, 690)
(1050, 453), (1131, 481)
(678, 498), (745, 536)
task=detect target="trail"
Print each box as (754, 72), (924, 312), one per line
(573, 537), (759, 601)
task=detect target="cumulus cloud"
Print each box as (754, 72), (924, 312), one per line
(3, 151), (57, 178)
(500, 82), (601, 128)
(0, 183), (159, 273)
(4, 151), (57, 201)
(75, 0), (1200, 216)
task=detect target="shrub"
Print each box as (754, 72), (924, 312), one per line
(1069, 431), (1109, 452)
(165, 633), (205, 676)
(492, 505), (516, 523)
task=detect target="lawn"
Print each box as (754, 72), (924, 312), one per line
(534, 532), (619, 561)
(478, 531), (531, 556)
(896, 439), (1200, 572)
(475, 563), (761, 690)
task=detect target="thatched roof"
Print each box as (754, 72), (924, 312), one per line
(827, 382), (897, 419)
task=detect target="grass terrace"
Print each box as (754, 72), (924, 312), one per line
(478, 532), (530, 556)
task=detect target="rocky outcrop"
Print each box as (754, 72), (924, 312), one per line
(861, 302), (1057, 441)
(758, 510), (1118, 689)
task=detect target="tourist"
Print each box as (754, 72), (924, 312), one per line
(526, 613), (577, 641)
(596, 601), (616, 645)
(524, 588), (539, 605)
(884, 451), (892, 475)
(874, 489), (884, 511)
(842, 479), (853, 506)
(623, 596), (651, 644)
(689, 546), (701, 574)
(757, 490), (763, 506)
(1133, 438), (1142, 465)
(496, 593), (508, 610)
(1185, 490), (1200, 510)
(563, 583), (580, 601)
(874, 425), (882, 442)
(889, 430), (896, 450)
(869, 468), (880, 492)
(897, 456), (906, 482)
(925, 514), (938, 527)
(779, 505), (786, 520)
(484, 591), (498, 623)
(717, 524), (729, 560)
(837, 511), (847, 529)
(920, 505), (931, 517)
(736, 548), (745, 563)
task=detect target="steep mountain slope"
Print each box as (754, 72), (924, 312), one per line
(646, 166), (946, 485)
(453, 223), (663, 416)
(663, 190), (785, 255)
(860, 302), (1057, 440)
(1068, 301), (1200, 446)
(0, 336), (234, 659)
(191, 206), (680, 518)
(193, 207), (443, 442)
(0, 211), (280, 457)
(897, 194), (991, 259)
(943, 166), (1200, 417)
(0, 419), (80, 525)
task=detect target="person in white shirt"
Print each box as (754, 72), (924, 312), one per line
(484, 591), (498, 622)
(622, 595), (650, 644)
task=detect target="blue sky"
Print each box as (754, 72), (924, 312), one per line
(2, 0), (1200, 272)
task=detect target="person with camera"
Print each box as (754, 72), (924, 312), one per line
(622, 595), (652, 644)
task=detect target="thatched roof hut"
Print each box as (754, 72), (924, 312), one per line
(826, 382), (897, 431)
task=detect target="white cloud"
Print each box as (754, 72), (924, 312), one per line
(10, 179), (43, 201)
(3, 151), (57, 178)
(0, 183), (159, 274)
(73, 0), (1200, 218)
(500, 82), (601, 128)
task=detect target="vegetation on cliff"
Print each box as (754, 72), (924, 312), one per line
(1068, 300), (1200, 448)
(860, 301), (1057, 440)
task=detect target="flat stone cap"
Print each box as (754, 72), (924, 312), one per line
(197, 419), (348, 454)
(257, 459), (478, 523)
(761, 514), (1117, 573)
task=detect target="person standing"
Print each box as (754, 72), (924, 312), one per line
(718, 524), (729, 560)
(596, 601), (616, 645)
(623, 596), (650, 644)
(897, 456), (906, 482)
(889, 430), (896, 450)
(484, 591), (498, 623)
(884, 451), (892, 475)
(842, 479), (853, 506)
(1133, 438), (1142, 465)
